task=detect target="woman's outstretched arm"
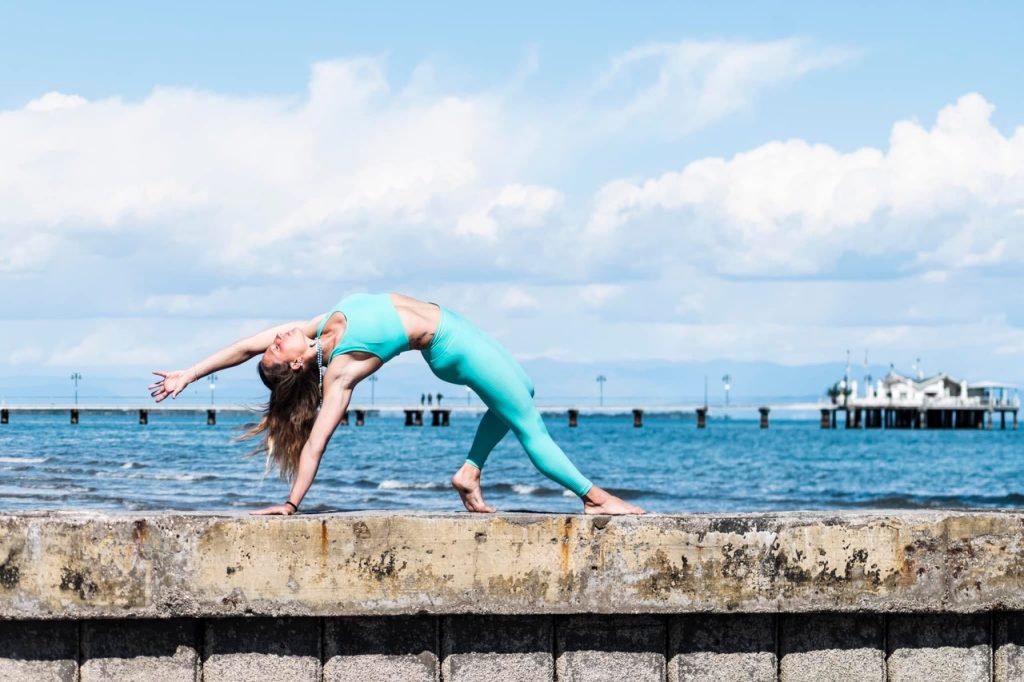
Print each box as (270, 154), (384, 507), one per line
(251, 354), (382, 515)
(149, 315), (323, 402)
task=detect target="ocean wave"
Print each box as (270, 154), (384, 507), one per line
(843, 492), (1024, 509)
(120, 461), (144, 469)
(0, 456), (48, 464)
(96, 471), (218, 482)
(378, 480), (446, 490)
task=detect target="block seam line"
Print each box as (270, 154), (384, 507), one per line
(77, 619), (83, 682)
(318, 617), (325, 682)
(775, 613), (782, 682)
(883, 612), (889, 682)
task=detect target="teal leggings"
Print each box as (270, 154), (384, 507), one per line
(421, 307), (593, 497)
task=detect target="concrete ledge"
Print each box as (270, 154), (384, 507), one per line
(2, 510), (1024, 618)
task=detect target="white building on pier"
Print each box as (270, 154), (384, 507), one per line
(825, 370), (1019, 429)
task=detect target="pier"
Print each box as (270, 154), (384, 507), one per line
(821, 405), (1020, 430)
(0, 403), (806, 429)
(2, 510), (1024, 680)
(821, 371), (1020, 430)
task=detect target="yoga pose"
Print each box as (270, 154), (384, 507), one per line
(149, 293), (644, 516)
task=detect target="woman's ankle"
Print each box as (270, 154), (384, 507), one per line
(582, 485), (610, 505)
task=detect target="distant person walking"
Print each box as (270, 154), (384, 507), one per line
(427, 393), (433, 406)
(150, 292), (642, 516)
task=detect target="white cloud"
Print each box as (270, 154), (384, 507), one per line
(589, 38), (854, 137)
(0, 40), (848, 283)
(0, 58), (538, 280)
(50, 323), (175, 367)
(25, 91), (88, 112)
(587, 93), (1024, 276)
(578, 284), (624, 308)
(456, 183), (563, 238)
(498, 288), (541, 312)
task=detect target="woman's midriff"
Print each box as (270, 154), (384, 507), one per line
(389, 293), (442, 351)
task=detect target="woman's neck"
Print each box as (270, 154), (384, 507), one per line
(316, 324), (343, 363)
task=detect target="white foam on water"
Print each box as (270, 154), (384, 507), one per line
(512, 484), (539, 495)
(0, 456), (48, 464)
(378, 480), (442, 490)
(563, 490), (575, 497)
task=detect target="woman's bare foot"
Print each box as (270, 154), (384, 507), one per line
(582, 485), (645, 515)
(451, 462), (496, 513)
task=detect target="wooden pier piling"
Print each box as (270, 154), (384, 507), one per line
(138, 409), (148, 425)
(355, 410), (365, 426)
(697, 407), (708, 429)
(820, 408), (830, 429)
(206, 409), (215, 426)
(568, 409), (578, 428)
(430, 409), (450, 427)
(0, 408), (7, 424)
(70, 409), (79, 425)
(632, 409), (643, 428)
(759, 407), (770, 429)
(339, 410), (349, 426)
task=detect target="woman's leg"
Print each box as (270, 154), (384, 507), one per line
(425, 308), (643, 513)
(466, 409), (510, 470)
(430, 318), (592, 495)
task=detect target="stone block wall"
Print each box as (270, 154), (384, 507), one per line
(4, 612), (1024, 681)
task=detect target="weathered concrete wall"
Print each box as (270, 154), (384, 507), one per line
(2, 510), (1024, 618)
(2, 511), (1024, 680)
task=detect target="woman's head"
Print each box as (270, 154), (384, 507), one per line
(261, 328), (312, 372)
(241, 330), (321, 481)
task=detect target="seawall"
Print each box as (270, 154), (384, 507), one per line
(2, 510), (1024, 680)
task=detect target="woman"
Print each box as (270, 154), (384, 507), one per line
(149, 292), (644, 516)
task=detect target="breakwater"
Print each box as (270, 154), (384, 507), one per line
(2, 510), (1024, 680)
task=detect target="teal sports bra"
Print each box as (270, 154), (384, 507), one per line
(315, 293), (410, 363)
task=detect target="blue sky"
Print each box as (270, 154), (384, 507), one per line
(1, 1), (1023, 402)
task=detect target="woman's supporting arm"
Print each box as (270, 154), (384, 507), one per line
(251, 354), (382, 515)
(283, 384), (353, 509)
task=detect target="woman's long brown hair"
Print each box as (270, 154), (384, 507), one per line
(239, 359), (321, 482)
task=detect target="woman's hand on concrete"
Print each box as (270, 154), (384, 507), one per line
(250, 504), (296, 516)
(149, 370), (191, 402)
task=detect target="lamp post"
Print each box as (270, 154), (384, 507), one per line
(70, 372), (82, 406)
(208, 373), (218, 406)
(368, 375), (378, 406)
(596, 375), (607, 407)
(722, 374), (731, 407)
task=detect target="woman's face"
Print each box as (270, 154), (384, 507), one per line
(262, 328), (308, 369)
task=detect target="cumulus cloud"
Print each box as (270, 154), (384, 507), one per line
(456, 184), (563, 239)
(587, 93), (1024, 277)
(0, 57), (542, 281)
(0, 39), (849, 286)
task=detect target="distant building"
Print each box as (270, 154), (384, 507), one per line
(825, 370), (1019, 430)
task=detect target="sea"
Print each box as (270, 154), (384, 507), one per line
(0, 411), (1021, 514)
